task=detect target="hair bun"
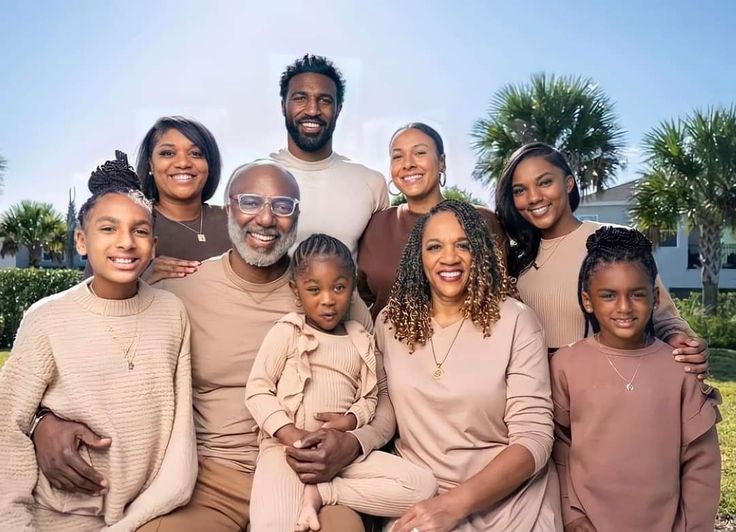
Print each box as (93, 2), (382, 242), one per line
(88, 150), (141, 195)
(586, 226), (653, 254)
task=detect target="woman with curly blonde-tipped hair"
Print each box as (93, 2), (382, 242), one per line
(378, 200), (562, 532)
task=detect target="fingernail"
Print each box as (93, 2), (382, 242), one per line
(675, 356), (684, 362)
(685, 367), (691, 372)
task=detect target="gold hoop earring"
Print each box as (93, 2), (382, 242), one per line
(439, 171), (447, 187)
(388, 181), (402, 197)
(295, 298), (302, 308)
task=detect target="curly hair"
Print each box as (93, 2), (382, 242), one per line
(279, 54), (346, 106)
(578, 225), (658, 337)
(385, 200), (514, 351)
(78, 150), (152, 228)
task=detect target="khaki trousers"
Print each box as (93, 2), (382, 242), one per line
(138, 457), (364, 532)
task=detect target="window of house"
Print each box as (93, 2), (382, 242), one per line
(578, 214), (599, 222)
(658, 229), (678, 247)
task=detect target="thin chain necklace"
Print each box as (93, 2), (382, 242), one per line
(158, 205), (206, 242)
(429, 318), (465, 380)
(89, 282), (141, 371)
(532, 221), (581, 270)
(595, 333), (646, 391)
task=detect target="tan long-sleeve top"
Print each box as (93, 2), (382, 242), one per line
(550, 337), (721, 531)
(0, 281), (197, 531)
(245, 313), (378, 437)
(159, 252), (394, 472)
(516, 221), (694, 348)
(376, 299), (562, 531)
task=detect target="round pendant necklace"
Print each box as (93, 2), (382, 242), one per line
(595, 333), (645, 391)
(429, 318), (465, 380)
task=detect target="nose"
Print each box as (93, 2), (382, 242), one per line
(439, 244), (460, 264)
(320, 290), (336, 307)
(617, 296), (633, 313)
(116, 229), (135, 250)
(402, 153), (416, 170)
(305, 96), (320, 116)
(527, 185), (542, 204)
(174, 151), (192, 168)
(254, 201), (275, 227)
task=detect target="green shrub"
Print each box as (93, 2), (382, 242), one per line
(673, 292), (736, 349)
(0, 268), (82, 348)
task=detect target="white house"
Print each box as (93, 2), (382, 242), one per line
(575, 180), (736, 296)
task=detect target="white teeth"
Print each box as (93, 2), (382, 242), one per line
(171, 174), (194, 181)
(111, 258), (135, 264)
(529, 205), (550, 215)
(439, 271), (461, 280)
(301, 121), (321, 129)
(250, 233), (277, 242)
(402, 174), (422, 182)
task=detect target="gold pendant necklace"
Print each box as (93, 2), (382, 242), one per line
(89, 282), (141, 371)
(595, 334), (644, 391)
(429, 318), (465, 380)
(158, 205), (207, 242)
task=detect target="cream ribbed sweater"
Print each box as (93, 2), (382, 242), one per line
(245, 312), (378, 437)
(517, 221), (694, 348)
(0, 280), (197, 531)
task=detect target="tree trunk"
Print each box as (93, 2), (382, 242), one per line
(698, 223), (722, 315)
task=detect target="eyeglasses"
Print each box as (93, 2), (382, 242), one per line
(230, 194), (300, 217)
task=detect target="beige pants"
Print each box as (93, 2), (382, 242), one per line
(249, 442), (437, 531)
(138, 457), (365, 532)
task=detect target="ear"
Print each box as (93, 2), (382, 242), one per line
(581, 291), (594, 314)
(281, 99), (287, 117)
(439, 154), (447, 174)
(75, 228), (88, 256)
(289, 279), (299, 299)
(653, 285), (660, 310)
(565, 174), (575, 194)
(335, 102), (343, 118)
(150, 236), (158, 262)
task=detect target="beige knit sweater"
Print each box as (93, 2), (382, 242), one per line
(0, 280), (197, 531)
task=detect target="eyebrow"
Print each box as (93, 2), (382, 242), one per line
(95, 216), (151, 226)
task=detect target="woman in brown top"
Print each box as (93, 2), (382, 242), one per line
(494, 142), (708, 367)
(357, 123), (507, 318)
(137, 116), (230, 283)
(379, 200), (562, 531)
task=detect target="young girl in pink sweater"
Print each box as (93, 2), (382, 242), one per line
(0, 152), (196, 531)
(245, 233), (436, 532)
(550, 226), (721, 532)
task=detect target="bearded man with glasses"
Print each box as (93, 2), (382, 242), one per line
(29, 161), (394, 532)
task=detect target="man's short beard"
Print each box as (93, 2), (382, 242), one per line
(285, 116), (336, 153)
(228, 215), (297, 268)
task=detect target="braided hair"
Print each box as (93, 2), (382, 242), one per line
(578, 226), (658, 336)
(78, 150), (152, 228)
(290, 233), (355, 281)
(386, 200), (514, 352)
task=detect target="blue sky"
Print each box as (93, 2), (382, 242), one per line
(1, 0), (735, 214)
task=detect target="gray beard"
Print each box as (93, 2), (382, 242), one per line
(228, 216), (297, 267)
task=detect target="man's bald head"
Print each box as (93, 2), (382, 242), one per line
(223, 160), (300, 204)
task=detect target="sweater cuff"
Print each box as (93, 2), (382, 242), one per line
(262, 410), (293, 438)
(346, 400), (370, 429)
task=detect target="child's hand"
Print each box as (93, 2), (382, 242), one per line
(315, 412), (357, 432)
(565, 516), (597, 532)
(274, 424), (310, 447)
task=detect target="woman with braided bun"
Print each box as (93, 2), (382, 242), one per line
(357, 123), (508, 319)
(0, 152), (197, 530)
(378, 200), (562, 532)
(494, 142), (709, 372)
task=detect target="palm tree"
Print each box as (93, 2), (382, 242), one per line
(390, 185), (487, 207)
(630, 106), (736, 314)
(471, 73), (627, 193)
(0, 153), (6, 194)
(0, 201), (67, 267)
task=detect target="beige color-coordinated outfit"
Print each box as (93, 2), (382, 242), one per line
(269, 148), (389, 257)
(376, 300), (563, 531)
(357, 203), (509, 319)
(550, 337), (721, 531)
(516, 221), (694, 349)
(246, 313), (437, 531)
(141, 252), (395, 531)
(0, 281), (196, 531)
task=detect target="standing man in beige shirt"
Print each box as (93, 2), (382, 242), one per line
(269, 54), (389, 257)
(30, 161), (396, 531)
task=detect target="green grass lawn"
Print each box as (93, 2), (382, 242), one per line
(0, 348), (733, 518)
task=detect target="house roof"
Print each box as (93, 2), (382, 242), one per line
(580, 179), (639, 205)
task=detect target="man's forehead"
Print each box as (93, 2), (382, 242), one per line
(230, 165), (299, 197)
(288, 72), (337, 95)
